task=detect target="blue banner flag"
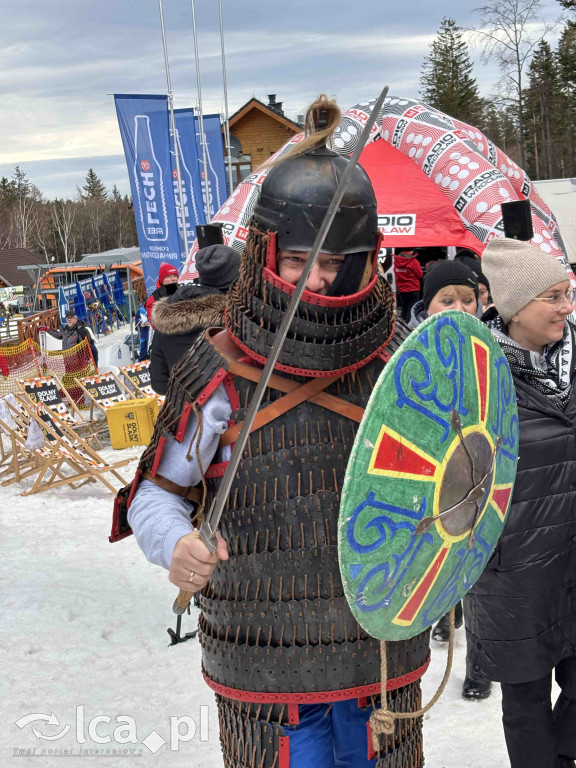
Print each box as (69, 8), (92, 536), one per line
(58, 283), (87, 323)
(78, 278), (96, 304)
(199, 113), (227, 219)
(114, 95), (182, 295)
(107, 271), (126, 308)
(173, 108), (205, 237)
(92, 273), (114, 310)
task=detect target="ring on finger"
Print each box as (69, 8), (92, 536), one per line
(188, 571), (195, 583)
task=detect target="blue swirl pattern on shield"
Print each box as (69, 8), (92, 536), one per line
(338, 310), (519, 641)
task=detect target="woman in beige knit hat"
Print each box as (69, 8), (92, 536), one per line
(465, 237), (576, 768)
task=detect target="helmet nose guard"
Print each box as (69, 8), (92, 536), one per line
(253, 148), (378, 255)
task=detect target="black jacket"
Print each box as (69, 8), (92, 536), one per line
(48, 319), (92, 350)
(149, 287), (227, 395)
(466, 375), (576, 684)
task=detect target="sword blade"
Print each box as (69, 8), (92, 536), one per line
(198, 85), (389, 554)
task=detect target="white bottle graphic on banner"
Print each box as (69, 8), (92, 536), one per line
(133, 115), (169, 242)
(197, 128), (215, 219)
(173, 130), (200, 244)
(203, 135), (221, 216)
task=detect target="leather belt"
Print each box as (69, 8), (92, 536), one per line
(217, 357), (366, 448)
(142, 470), (202, 504)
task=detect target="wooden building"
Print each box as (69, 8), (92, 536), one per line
(226, 95), (301, 188)
(0, 248), (38, 289)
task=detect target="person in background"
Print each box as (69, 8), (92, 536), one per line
(393, 248), (423, 322)
(135, 305), (150, 362)
(468, 238), (576, 768)
(149, 245), (241, 395)
(145, 262), (179, 326)
(44, 309), (98, 367)
(408, 259), (479, 329)
(454, 250), (492, 312)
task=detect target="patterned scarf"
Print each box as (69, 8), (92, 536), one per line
(487, 313), (576, 410)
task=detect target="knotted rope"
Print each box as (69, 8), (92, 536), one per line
(369, 606), (456, 752)
(186, 402), (207, 522)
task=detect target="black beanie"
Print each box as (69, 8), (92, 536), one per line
(455, 254), (490, 292)
(423, 260), (479, 309)
(196, 245), (241, 290)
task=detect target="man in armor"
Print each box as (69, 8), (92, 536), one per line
(113, 96), (430, 768)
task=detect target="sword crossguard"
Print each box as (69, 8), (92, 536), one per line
(199, 519), (218, 555)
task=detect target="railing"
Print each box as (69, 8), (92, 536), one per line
(16, 308), (61, 344)
(0, 317), (20, 345)
(4, 277), (146, 347)
(131, 276), (147, 304)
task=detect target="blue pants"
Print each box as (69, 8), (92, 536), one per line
(138, 326), (150, 362)
(287, 700), (377, 768)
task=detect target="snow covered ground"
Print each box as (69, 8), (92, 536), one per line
(1, 326), (513, 766)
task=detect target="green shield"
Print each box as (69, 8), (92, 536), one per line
(338, 311), (519, 641)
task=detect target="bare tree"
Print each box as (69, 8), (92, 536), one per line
(31, 201), (54, 263)
(11, 171), (43, 250)
(51, 199), (77, 263)
(473, 0), (561, 167)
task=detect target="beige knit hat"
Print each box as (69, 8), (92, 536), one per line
(482, 237), (570, 323)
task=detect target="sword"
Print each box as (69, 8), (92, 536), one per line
(173, 85), (390, 615)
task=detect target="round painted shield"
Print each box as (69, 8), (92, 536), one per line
(338, 311), (519, 641)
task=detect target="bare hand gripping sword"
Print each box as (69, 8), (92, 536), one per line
(174, 85), (390, 615)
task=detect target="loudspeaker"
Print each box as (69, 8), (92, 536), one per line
(501, 200), (534, 241)
(196, 223), (224, 249)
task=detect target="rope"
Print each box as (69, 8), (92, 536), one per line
(187, 402), (207, 522)
(369, 606), (456, 753)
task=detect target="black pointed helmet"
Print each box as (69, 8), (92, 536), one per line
(253, 147), (379, 254)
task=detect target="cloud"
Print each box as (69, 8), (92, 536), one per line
(1, 0), (564, 198)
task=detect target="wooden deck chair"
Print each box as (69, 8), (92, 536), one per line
(0, 395), (45, 486)
(120, 361), (164, 405)
(75, 371), (134, 421)
(18, 373), (103, 447)
(8, 394), (132, 496)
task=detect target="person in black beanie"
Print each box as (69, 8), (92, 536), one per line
(454, 252), (492, 312)
(149, 245), (241, 395)
(408, 258), (479, 328)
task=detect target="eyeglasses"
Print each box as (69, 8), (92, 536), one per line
(531, 288), (576, 311)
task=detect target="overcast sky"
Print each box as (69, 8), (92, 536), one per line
(0, 0), (563, 200)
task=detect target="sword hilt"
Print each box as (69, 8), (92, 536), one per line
(172, 518), (219, 614)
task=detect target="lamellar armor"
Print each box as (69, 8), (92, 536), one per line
(113, 148), (430, 768)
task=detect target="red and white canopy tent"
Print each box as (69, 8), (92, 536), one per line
(181, 94), (568, 281)
(359, 140), (483, 254)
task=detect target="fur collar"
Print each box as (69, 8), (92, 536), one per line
(152, 292), (227, 335)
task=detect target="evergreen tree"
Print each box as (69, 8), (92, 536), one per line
(557, 0), (576, 10)
(0, 177), (15, 206)
(421, 17), (484, 125)
(524, 40), (564, 178)
(12, 166), (32, 198)
(557, 21), (576, 175)
(82, 168), (108, 202)
(481, 103), (520, 153)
